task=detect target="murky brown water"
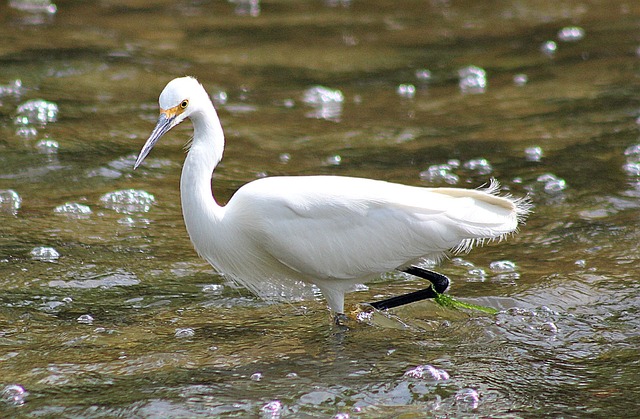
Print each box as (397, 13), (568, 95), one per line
(2, 0), (640, 417)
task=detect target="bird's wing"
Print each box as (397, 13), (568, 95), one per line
(229, 176), (524, 280)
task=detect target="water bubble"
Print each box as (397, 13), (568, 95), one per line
(202, 284), (224, 294)
(15, 126), (38, 137)
(524, 146), (543, 162)
(342, 34), (358, 47)
(468, 267), (487, 280)
(489, 260), (517, 273)
(250, 372), (263, 381)
(513, 73), (528, 86)
(493, 271), (520, 281)
(624, 144), (640, 159)
(404, 364), (450, 380)
(2, 384), (28, 406)
(9, 0), (57, 14)
(458, 65), (487, 94)
(174, 328), (195, 338)
(557, 26), (585, 42)
(211, 90), (228, 105)
(623, 144), (640, 175)
(544, 179), (566, 193)
(396, 83), (416, 98)
(463, 158), (493, 175)
(100, 189), (155, 214)
(286, 372), (298, 379)
(15, 99), (58, 125)
(623, 162), (640, 176)
(419, 164), (459, 185)
(325, 155), (342, 166)
(279, 153), (291, 164)
(302, 86), (344, 121)
(455, 388), (480, 409)
(575, 259), (587, 268)
(0, 189), (22, 215)
(415, 69), (432, 81)
(15, 115), (29, 126)
(54, 202), (92, 217)
(541, 41), (557, 57)
(537, 173), (556, 183)
(261, 400), (283, 418)
(447, 159), (460, 168)
(451, 257), (475, 268)
(537, 173), (567, 194)
(35, 138), (59, 154)
(0, 79), (24, 97)
(327, 0), (352, 8)
(303, 85), (344, 105)
(280, 98), (295, 108)
(77, 314), (94, 324)
(334, 413), (350, 419)
(30, 246), (60, 262)
(230, 0), (260, 17)
(302, 86), (344, 105)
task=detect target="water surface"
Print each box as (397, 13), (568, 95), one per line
(1, 0), (640, 417)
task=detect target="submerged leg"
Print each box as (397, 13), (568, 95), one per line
(368, 266), (451, 310)
(333, 312), (349, 326)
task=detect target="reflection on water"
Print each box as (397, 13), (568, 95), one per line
(1, 0), (640, 417)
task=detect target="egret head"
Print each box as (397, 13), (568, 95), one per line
(134, 77), (206, 169)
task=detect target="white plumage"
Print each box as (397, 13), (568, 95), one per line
(134, 77), (529, 314)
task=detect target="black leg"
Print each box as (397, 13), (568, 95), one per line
(401, 266), (450, 294)
(368, 266), (450, 310)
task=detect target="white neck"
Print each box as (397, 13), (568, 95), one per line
(180, 104), (226, 245)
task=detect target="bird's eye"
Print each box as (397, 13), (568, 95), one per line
(180, 100), (189, 109)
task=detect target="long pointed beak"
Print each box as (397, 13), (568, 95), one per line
(134, 112), (177, 170)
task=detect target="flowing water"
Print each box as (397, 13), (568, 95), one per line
(1, 0), (640, 417)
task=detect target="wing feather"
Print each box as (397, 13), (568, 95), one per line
(228, 176), (527, 280)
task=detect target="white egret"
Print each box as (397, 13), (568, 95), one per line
(134, 77), (529, 317)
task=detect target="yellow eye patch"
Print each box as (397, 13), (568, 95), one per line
(160, 100), (188, 119)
